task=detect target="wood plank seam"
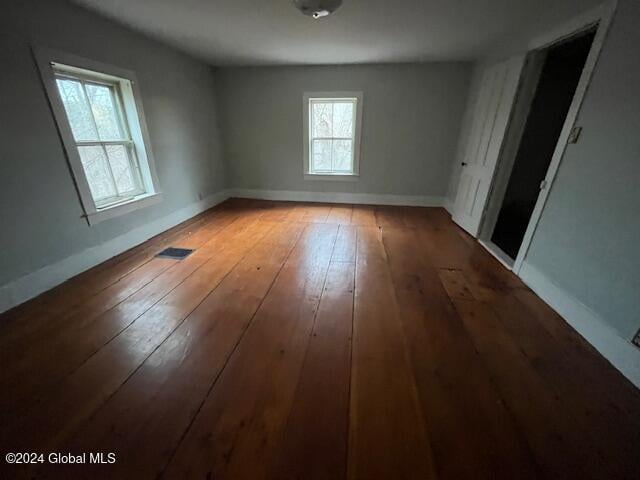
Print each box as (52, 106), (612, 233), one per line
(156, 222), (311, 478)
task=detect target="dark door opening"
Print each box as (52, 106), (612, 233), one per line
(491, 29), (596, 259)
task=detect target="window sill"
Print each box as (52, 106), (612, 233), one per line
(85, 192), (163, 225)
(304, 173), (359, 182)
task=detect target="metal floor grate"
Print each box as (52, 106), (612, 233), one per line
(155, 247), (194, 260)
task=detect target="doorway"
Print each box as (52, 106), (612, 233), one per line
(484, 28), (597, 261)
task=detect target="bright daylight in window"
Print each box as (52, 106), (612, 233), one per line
(55, 69), (145, 208)
(308, 98), (357, 175)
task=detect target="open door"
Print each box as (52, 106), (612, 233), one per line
(489, 29), (596, 260)
(452, 55), (524, 237)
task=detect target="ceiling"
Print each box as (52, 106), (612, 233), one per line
(72, 0), (601, 66)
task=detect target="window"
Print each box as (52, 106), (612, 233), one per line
(55, 69), (144, 208)
(303, 92), (362, 179)
(35, 49), (161, 224)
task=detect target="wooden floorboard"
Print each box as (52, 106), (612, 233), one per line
(0, 206), (222, 329)
(0, 199), (638, 480)
(452, 298), (614, 480)
(326, 204), (354, 225)
(42, 221), (306, 480)
(163, 223), (339, 479)
(269, 243), (356, 480)
(1, 213), (274, 466)
(0, 211), (243, 413)
(0, 207), (237, 347)
(349, 225), (436, 480)
(384, 228), (539, 479)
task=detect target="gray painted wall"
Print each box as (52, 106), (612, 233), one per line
(217, 63), (471, 197)
(525, 0), (640, 339)
(0, 0), (226, 287)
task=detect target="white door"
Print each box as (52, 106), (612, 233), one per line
(452, 55), (525, 237)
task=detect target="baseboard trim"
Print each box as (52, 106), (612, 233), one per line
(520, 261), (640, 389)
(478, 239), (514, 270)
(443, 197), (455, 215)
(229, 188), (445, 207)
(0, 190), (231, 314)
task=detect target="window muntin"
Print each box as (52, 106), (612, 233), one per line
(308, 98), (357, 175)
(54, 68), (145, 208)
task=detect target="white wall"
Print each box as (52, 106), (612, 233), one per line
(217, 63), (471, 203)
(0, 0), (227, 310)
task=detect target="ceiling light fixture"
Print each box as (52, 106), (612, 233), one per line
(293, 0), (343, 19)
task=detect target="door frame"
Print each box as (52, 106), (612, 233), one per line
(478, 0), (617, 274)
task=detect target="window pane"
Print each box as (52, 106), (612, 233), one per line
(332, 139), (353, 172)
(78, 146), (117, 201)
(85, 83), (124, 141)
(333, 102), (354, 138)
(312, 102), (333, 138)
(312, 139), (332, 172)
(56, 78), (98, 141)
(106, 145), (138, 195)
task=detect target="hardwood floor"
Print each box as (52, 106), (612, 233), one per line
(0, 199), (638, 479)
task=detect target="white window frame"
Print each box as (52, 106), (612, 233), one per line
(303, 91), (363, 181)
(34, 47), (162, 225)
